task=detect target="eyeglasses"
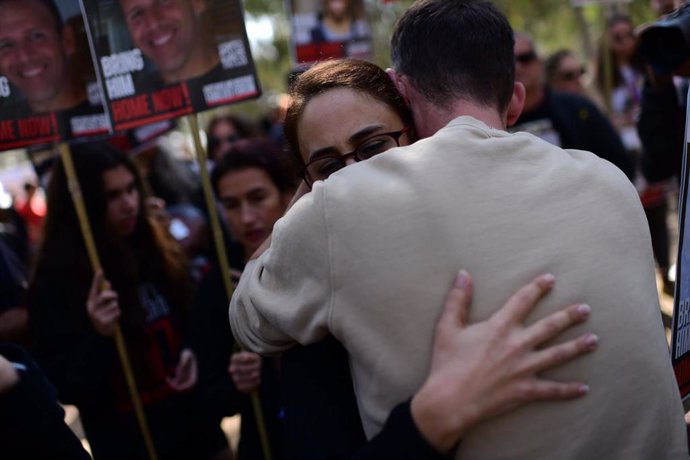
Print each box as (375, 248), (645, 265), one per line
(515, 50), (538, 64)
(557, 66), (586, 81)
(208, 134), (240, 152)
(299, 126), (410, 188)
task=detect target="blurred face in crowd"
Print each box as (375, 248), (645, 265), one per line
(324, 0), (351, 20)
(514, 35), (543, 95)
(119, 0), (213, 83)
(607, 19), (636, 61)
(297, 87), (411, 187)
(217, 167), (290, 256)
(0, 0), (75, 113)
(209, 120), (240, 160)
(103, 166), (140, 238)
(551, 54), (586, 95)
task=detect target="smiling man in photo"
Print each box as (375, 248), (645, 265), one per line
(118, 0), (220, 84)
(0, 0), (86, 114)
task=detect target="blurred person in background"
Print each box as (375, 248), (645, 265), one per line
(596, 13), (674, 296)
(1, 343), (92, 460)
(0, 183), (28, 265)
(511, 32), (634, 181)
(0, 237), (28, 344)
(544, 48), (606, 109)
(545, 49), (588, 96)
(14, 182), (45, 251)
(651, 0), (680, 16)
(27, 141), (231, 460)
(194, 139), (297, 460)
(206, 114), (259, 162)
(310, 0), (369, 44)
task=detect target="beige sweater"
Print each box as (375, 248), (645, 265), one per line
(230, 116), (688, 459)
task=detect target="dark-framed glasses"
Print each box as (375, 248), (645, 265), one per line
(299, 126), (411, 188)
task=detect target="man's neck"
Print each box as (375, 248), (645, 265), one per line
(413, 99), (506, 139)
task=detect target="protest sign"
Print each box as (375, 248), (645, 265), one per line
(671, 90), (690, 404)
(288, 0), (373, 65)
(0, 0), (108, 151)
(80, 0), (260, 131)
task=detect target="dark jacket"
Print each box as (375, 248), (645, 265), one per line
(0, 343), (91, 460)
(637, 78), (687, 183)
(27, 266), (226, 460)
(514, 87), (635, 181)
(281, 337), (451, 460)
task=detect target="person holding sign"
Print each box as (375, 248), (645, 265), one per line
(118, 0), (220, 84)
(0, 0), (86, 114)
(230, 0), (688, 458)
(26, 142), (230, 460)
(194, 140), (298, 460)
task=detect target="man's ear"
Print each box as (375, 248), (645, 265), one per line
(61, 23), (76, 56)
(506, 82), (526, 127)
(386, 68), (410, 104)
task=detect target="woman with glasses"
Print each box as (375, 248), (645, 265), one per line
(236, 58), (594, 460)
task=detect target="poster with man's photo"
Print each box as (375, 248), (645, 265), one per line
(0, 0), (109, 151)
(288, 0), (373, 65)
(671, 93), (690, 404)
(79, 0), (260, 132)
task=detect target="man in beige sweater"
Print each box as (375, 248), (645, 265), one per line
(230, 0), (688, 457)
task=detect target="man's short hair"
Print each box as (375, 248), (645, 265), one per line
(390, 0), (515, 112)
(0, 0), (63, 32)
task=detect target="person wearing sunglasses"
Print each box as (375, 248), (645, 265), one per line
(511, 32), (634, 181)
(545, 49), (588, 96)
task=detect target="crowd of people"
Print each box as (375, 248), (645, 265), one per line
(1, 0), (689, 459)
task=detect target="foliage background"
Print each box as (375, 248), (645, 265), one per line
(206, 0), (660, 123)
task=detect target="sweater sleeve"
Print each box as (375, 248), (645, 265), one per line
(351, 402), (452, 460)
(229, 185), (333, 354)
